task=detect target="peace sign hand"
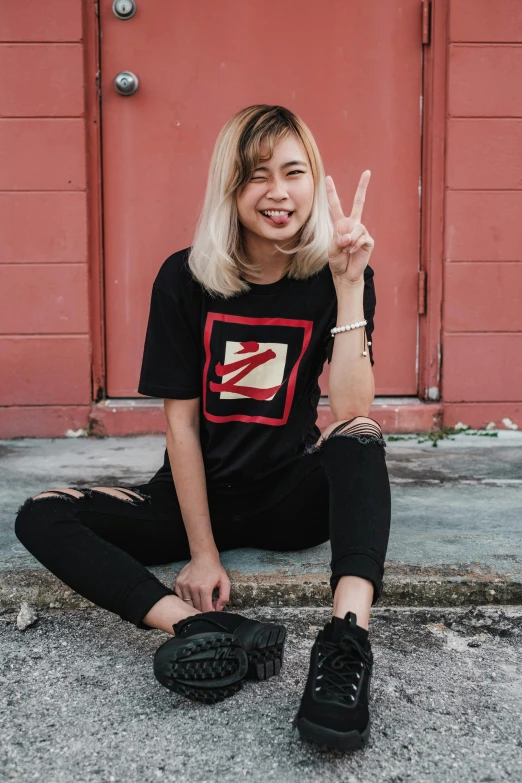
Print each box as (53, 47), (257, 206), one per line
(326, 171), (374, 284)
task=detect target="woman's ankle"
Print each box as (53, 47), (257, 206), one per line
(143, 595), (200, 634)
(332, 575), (374, 630)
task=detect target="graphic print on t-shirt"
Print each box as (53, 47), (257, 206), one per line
(203, 313), (313, 425)
(217, 341), (288, 401)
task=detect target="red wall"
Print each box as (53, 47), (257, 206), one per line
(0, 1), (92, 436)
(443, 0), (522, 428)
(0, 0), (521, 437)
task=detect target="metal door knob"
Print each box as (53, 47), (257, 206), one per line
(114, 71), (139, 96)
(113, 0), (136, 19)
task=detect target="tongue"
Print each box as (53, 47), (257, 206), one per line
(269, 213), (289, 225)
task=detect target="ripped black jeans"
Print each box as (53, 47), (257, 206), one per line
(14, 419), (391, 630)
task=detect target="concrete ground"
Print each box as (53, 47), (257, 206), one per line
(1, 432), (521, 781)
(1, 605), (521, 783)
(1, 431), (521, 610)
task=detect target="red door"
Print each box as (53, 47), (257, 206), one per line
(100, 0), (423, 397)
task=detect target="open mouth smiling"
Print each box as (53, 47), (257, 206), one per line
(259, 210), (294, 225)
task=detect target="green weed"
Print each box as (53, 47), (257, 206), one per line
(387, 425), (499, 448)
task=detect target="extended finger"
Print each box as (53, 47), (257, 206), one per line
(176, 582), (193, 604)
(325, 175), (345, 223)
(199, 588), (214, 614)
(350, 170), (371, 223)
(215, 577), (231, 612)
(189, 589), (202, 612)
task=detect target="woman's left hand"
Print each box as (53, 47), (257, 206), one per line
(326, 171), (374, 284)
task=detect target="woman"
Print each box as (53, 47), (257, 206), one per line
(15, 105), (391, 752)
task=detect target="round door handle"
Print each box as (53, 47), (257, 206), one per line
(114, 71), (139, 96)
(112, 0), (136, 19)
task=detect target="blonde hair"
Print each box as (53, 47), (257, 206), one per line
(187, 105), (334, 299)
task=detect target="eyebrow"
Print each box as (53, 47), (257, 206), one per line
(253, 160), (308, 171)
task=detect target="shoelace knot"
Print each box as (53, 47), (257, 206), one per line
(314, 633), (372, 703)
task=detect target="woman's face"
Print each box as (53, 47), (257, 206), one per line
(236, 134), (315, 246)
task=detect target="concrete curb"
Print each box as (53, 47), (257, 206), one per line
(2, 565), (521, 614)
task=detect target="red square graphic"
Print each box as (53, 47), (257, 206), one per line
(203, 312), (313, 425)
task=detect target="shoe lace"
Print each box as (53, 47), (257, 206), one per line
(315, 633), (372, 703)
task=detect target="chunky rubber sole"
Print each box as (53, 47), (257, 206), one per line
(154, 632), (248, 704)
(245, 624), (287, 681)
(294, 716), (371, 751)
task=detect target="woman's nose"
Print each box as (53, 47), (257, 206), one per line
(266, 178), (288, 199)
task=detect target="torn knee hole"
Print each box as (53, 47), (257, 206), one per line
(304, 418), (386, 454)
(330, 419), (383, 439)
(89, 487), (147, 503)
(117, 487), (148, 502)
(31, 489), (84, 502)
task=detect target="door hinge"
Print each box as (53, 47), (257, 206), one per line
(418, 270), (427, 315)
(422, 0), (431, 45)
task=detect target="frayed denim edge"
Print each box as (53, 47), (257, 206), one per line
(16, 485), (152, 515)
(303, 432), (387, 456)
(16, 493), (78, 516)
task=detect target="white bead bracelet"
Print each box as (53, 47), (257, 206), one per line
(330, 319), (367, 335)
(330, 319), (371, 357)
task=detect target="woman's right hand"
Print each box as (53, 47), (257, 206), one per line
(174, 553), (231, 613)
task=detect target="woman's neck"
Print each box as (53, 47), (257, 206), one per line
(241, 231), (294, 284)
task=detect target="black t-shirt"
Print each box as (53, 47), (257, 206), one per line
(138, 247), (376, 504)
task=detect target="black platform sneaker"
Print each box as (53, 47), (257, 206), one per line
(154, 612), (287, 704)
(294, 611), (373, 750)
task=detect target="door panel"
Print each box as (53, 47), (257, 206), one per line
(100, 0), (422, 396)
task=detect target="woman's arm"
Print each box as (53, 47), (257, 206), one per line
(328, 278), (375, 420)
(165, 398), (217, 560)
(164, 398), (230, 612)
(324, 172), (376, 419)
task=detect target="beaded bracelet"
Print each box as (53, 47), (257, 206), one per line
(330, 319), (372, 357)
(330, 319), (367, 335)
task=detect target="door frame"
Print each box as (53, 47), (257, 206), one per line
(84, 0), (448, 403)
(84, 0), (105, 403)
(418, 0), (448, 401)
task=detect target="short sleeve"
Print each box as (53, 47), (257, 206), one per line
(137, 279), (201, 399)
(326, 263), (377, 367)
